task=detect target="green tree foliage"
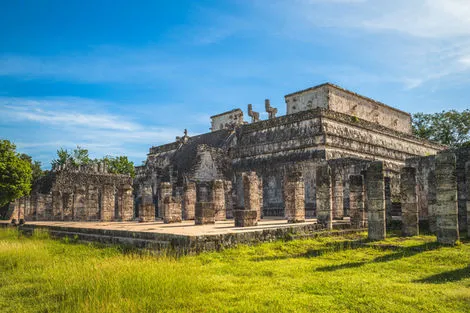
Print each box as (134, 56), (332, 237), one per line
(412, 109), (470, 148)
(0, 140), (32, 207)
(20, 154), (45, 182)
(102, 155), (135, 178)
(51, 146), (91, 168)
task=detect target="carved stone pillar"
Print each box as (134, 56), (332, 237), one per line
(332, 170), (344, 219)
(35, 194), (46, 221)
(435, 151), (459, 245)
(224, 181), (234, 219)
(52, 191), (62, 220)
(159, 182), (173, 218)
(73, 185), (87, 221)
(366, 161), (386, 241)
(183, 182), (196, 220)
(285, 171), (305, 223)
(212, 180), (226, 221)
(44, 194), (53, 220)
(62, 192), (73, 221)
(427, 171), (437, 233)
(349, 175), (366, 229)
(384, 177), (393, 227)
(100, 185), (115, 222)
(316, 165), (333, 229)
(119, 184), (134, 221)
(162, 196), (182, 223)
(401, 167), (419, 237)
(243, 172), (261, 221)
(139, 184), (155, 222)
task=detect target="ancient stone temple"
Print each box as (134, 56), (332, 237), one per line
(134, 83), (444, 222)
(8, 163), (133, 222)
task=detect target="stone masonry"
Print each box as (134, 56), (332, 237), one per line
(435, 151), (459, 245)
(183, 182), (196, 220)
(467, 162), (470, 237)
(400, 167), (419, 237)
(316, 165), (333, 229)
(242, 172), (261, 221)
(349, 175), (365, 229)
(212, 180), (226, 221)
(162, 196), (182, 223)
(366, 161), (386, 241)
(284, 171), (305, 223)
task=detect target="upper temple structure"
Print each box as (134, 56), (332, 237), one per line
(134, 83), (445, 218)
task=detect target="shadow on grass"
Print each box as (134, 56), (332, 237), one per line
(414, 265), (470, 284)
(316, 241), (441, 272)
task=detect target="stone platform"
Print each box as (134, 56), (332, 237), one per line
(2, 218), (354, 255)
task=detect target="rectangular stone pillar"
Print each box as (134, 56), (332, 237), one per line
(332, 169), (344, 219)
(139, 185), (155, 222)
(466, 162), (470, 237)
(285, 171), (305, 223)
(243, 172), (261, 221)
(119, 184), (134, 221)
(183, 182), (196, 220)
(62, 192), (73, 221)
(100, 185), (115, 222)
(73, 186), (87, 221)
(316, 165), (333, 229)
(212, 180), (226, 221)
(162, 196), (182, 223)
(224, 181), (234, 219)
(159, 182), (173, 218)
(366, 161), (386, 241)
(87, 185), (99, 221)
(35, 194), (46, 221)
(52, 191), (62, 220)
(384, 177), (393, 227)
(401, 167), (419, 237)
(233, 208), (258, 227)
(435, 151), (459, 245)
(428, 171), (437, 233)
(44, 194), (53, 220)
(349, 175), (366, 229)
(24, 197), (32, 220)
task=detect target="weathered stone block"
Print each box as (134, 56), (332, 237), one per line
(316, 165), (333, 229)
(435, 151), (459, 245)
(139, 185), (155, 222)
(100, 185), (115, 222)
(284, 171), (305, 223)
(233, 209), (258, 227)
(349, 175), (366, 228)
(400, 167), (418, 237)
(195, 202), (215, 225)
(366, 161), (386, 241)
(183, 182), (196, 220)
(162, 196), (182, 223)
(243, 172), (262, 220)
(212, 180), (226, 221)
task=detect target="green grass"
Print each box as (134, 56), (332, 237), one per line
(0, 228), (469, 313)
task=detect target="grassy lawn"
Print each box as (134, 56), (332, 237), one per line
(0, 228), (469, 313)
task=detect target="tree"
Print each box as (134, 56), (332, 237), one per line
(0, 140), (32, 207)
(102, 155), (135, 178)
(412, 109), (470, 148)
(20, 154), (45, 182)
(51, 146), (91, 168)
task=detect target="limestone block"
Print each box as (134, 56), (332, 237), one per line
(139, 185), (155, 222)
(384, 177), (393, 227)
(119, 184), (134, 221)
(73, 186), (87, 221)
(332, 170), (344, 219)
(212, 180), (226, 221)
(316, 165), (333, 229)
(427, 171), (437, 233)
(366, 161), (386, 241)
(52, 191), (62, 220)
(224, 181), (234, 219)
(195, 202), (215, 225)
(284, 171), (305, 223)
(400, 167), (419, 236)
(62, 192), (73, 221)
(183, 182), (196, 220)
(159, 182), (173, 218)
(233, 209), (258, 227)
(435, 151), (459, 245)
(349, 175), (366, 228)
(162, 196), (182, 224)
(243, 172), (262, 220)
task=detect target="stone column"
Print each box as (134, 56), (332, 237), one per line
(366, 161), (386, 241)
(466, 162), (470, 237)
(162, 196), (182, 223)
(349, 175), (366, 229)
(139, 185), (155, 222)
(24, 197), (32, 220)
(435, 152), (459, 245)
(212, 180), (226, 221)
(73, 185), (87, 221)
(195, 202), (215, 225)
(401, 167), (419, 237)
(52, 191), (62, 220)
(100, 185), (115, 222)
(17, 198), (25, 222)
(224, 181), (234, 219)
(427, 171), (437, 233)
(62, 192), (73, 221)
(119, 184), (134, 221)
(183, 182), (196, 220)
(384, 177), (393, 227)
(233, 208), (258, 227)
(44, 194), (53, 220)
(332, 170), (344, 219)
(243, 172), (261, 221)
(316, 165), (333, 229)
(87, 185), (100, 220)
(35, 194), (46, 221)
(285, 171), (305, 223)
(159, 182), (173, 217)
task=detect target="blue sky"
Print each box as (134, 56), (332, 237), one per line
(1, 0), (469, 168)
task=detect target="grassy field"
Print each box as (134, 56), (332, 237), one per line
(0, 228), (469, 313)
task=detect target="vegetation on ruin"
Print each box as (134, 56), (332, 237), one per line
(0, 140), (32, 207)
(0, 228), (469, 313)
(412, 109), (470, 148)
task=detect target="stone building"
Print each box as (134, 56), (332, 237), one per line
(8, 163), (133, 222)
(134, 83), (445, 219)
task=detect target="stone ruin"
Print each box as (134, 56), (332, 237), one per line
(6, 83), (469, 245)
(8, 162), (133, 223)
